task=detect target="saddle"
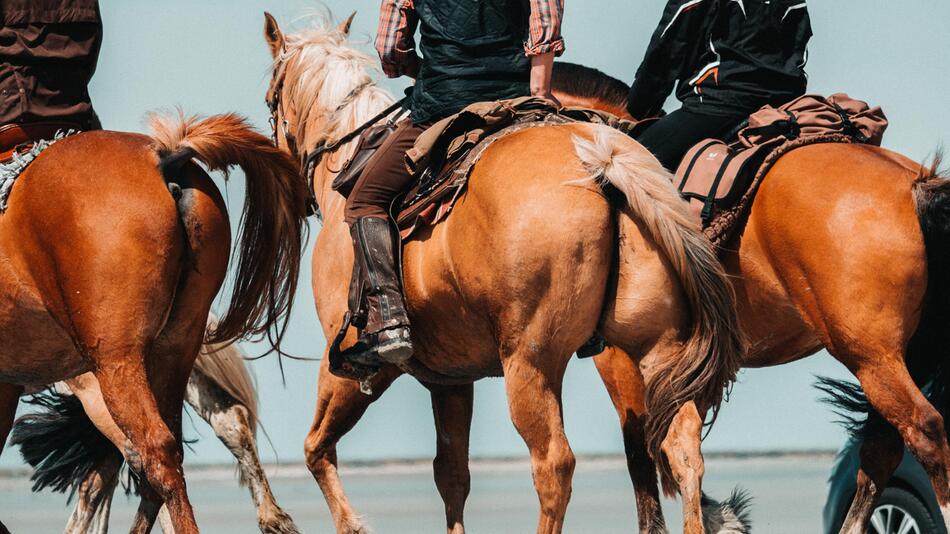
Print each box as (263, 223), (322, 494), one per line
(332, 96), (647, 240)
(0, 121), (80, 163)
(673, 93), (889, 246)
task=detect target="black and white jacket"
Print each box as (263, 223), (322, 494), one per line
(627, 0), (812, 119)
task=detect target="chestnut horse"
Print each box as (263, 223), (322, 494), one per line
(553, 66), (950, 534)
(0, 114), (307, 534)
(11, 314), (300, 534)
(263, 14), (743, 534)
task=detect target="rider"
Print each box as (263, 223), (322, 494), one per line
(628, 0), (812, 170)
(344, 0), (565, 365)
(0, 0), (102, 156)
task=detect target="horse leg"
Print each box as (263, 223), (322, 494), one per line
(502, 356), (575, 534)
(304, 357), (402, 534)
(847, 360), (950, 531)
(184, 368), (299, 534)
(426, 383), (474, 534)
(64, 451), (123, 534)
(659, 401), (705, 534)
(837, 420), (903, 534)
(0, 383), (23, 534)
(89, 342), (196, 534)
(592, 348), (666, 533)
(68, 372), (165, 534)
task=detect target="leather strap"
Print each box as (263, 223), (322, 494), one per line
(701, 150), (736, 226)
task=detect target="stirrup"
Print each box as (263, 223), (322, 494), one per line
(375, 326), (413, 364)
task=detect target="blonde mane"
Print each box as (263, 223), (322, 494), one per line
(275, 20), (395, 151)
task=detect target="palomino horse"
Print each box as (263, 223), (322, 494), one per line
(553, 66), (950, 533)
(263, 14), (742, 534)
(12, 315), (300, 534)
(0, 114), (307, 534)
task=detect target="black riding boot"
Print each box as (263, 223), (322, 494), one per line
(348, 217), (413, 364)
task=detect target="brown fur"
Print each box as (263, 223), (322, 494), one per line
(573, 129), (743, 493)
(0, 112), (307, 533)
(558, 64), (950, 533)
(263, 14), (743, 534)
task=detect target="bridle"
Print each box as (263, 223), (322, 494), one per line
(266, 55), (408, 217)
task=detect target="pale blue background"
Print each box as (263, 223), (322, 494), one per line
(3, 0), (950, 469)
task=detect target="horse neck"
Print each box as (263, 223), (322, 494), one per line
(298, 85), (397, 225)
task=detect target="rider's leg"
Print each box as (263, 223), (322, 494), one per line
(633, 108), (746, 171)
(343, 119), (429, 364)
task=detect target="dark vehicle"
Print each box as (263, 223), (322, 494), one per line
(824, 437), (947, 534)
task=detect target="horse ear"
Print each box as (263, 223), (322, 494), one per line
(263, 12), (285, 58)
(338, 11), (356, 35)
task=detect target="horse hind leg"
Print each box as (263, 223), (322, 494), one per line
(63, 451), (123, 534)
(426, 383), (474, 534)
(0, 383), (24, 534)
(502, 353), (576, 534)
(850, 358), (950, 532)
(304, 356), (402, 534)
(591, 347), (667, 533)
(184, 365), (300, 534)
(841, 422), (904, 534)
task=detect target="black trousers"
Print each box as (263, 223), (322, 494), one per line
(634, 108), (747, 171)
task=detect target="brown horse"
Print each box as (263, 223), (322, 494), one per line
(11, 314), (300, 534)
(552, 66), (950, 533)
(263, 14), (743, 534)
(0, 113), (307, 534)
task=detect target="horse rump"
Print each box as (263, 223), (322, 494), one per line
(816, 152), (950, 438)
(10, 390), (119, 497)
(149, 111), (309, 351)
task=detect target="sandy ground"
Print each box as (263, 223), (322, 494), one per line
(0, 454), (833, 533)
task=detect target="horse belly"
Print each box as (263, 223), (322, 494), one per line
(0, 269), (86, 384)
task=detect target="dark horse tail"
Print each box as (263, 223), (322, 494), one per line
(149, 112), (309, 349)
(818, 153), (950, 437)
(9, 392), (120, 498)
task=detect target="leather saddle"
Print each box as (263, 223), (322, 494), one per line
(0, 122), (81, 163)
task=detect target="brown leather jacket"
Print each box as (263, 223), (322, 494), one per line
(0, 0), (102, 129)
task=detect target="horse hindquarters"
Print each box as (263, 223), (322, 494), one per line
(748, 146), (950, 532)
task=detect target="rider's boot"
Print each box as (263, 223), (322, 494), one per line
(348, 216), (413, 365)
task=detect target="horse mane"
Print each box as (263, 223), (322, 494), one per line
(551, 62), (630, 111)
(276, 19), (394, 148)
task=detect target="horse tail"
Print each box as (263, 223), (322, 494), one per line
(816, 152), (950, 442)
(911, 151), (950, 412)
(572, 126), (744, 494)
(194, 313), (259, 435)
(148, 111), (309, 349)
(9, 391), (118, 496)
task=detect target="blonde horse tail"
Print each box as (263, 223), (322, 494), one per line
(148, 111), (308, 349)
(193, 313), (259, 435)
(572, 126), (744, 495)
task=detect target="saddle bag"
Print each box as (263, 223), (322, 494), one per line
(331, 112), (408, 198)
(673, 138), (780, 227)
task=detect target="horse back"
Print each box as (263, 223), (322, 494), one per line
(734, 142), (928, 364)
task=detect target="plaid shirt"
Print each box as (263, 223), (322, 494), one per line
(375, 0), (565, 78)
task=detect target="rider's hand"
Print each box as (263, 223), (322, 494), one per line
(530, 51), (561, 108)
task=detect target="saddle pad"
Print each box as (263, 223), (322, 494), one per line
(394, 119), (563, 240)
(0, 129), (74, 212)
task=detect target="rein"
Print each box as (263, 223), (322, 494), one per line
(267, 60), (408, 217)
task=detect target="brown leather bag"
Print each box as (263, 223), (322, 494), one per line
(331, 113), (408, 198)
(675, 138), (781, 226)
